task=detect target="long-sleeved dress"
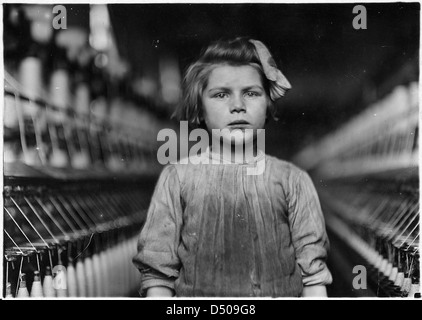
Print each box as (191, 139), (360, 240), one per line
(133, 149), (332, 297)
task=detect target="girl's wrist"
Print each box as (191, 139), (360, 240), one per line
(301, 285), (327, 297)
(146, 286), (175, 297)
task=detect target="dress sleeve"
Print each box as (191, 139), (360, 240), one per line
(132, 165), (183, 295)
(288, 170), (333, 286)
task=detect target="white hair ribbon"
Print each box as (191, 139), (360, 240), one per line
(249, 39), (292, 100)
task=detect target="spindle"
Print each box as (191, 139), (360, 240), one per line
(30, 270), (44, 297)
(43, 264), (56, 297)
(66, 242), (78, 297)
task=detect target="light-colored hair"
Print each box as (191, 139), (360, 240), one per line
(173, 37), (279, 128)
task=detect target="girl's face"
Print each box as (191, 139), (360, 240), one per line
(201, 64), (268, 146)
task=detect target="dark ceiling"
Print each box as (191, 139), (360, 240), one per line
(109, 3), (419, 159)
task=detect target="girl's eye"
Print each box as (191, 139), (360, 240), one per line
(244, 91), (260, 98)
(213, 93), (229, 99)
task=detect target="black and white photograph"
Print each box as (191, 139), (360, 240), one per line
(1, 0), (420, 304)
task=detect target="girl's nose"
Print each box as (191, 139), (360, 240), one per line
(230, 95), (246, 113)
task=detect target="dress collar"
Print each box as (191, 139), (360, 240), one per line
(204, 146), (265, 165)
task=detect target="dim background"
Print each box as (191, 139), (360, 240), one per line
(2, 2), (420, 298)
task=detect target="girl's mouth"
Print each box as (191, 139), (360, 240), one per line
(228, 120), (250, 127)
(227, 122), (252, 133)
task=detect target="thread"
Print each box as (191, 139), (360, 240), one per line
(389, 267), (398, 282)
(92, 251), (102, 297)
(17, 273), (30, 298)
(384, 262), (393, 277)
(54, 266), (68, 297)
(4, 94), (18, 129)
(43, 266), (56, 297)
(84, 255), (96, 297)
(30, 271), (44, 297)
(66, 261), (78, 297)
(75, 258), (87, 297)
(5, 282), (13, 298)
(401, 278), (412, 294)
(394, 272), (405, 287)
(407, 283), (420, 298)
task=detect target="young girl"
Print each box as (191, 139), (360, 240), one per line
(133, 37), (332, 297)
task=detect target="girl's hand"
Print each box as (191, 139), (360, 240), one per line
(146, 286), (174, 297)
(301, 285), (328, 297)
